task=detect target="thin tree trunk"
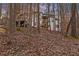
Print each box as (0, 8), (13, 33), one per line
(76, 5), (79, 36)
(59, 4), (65, 35)
(0, 4), (2, 25)
(33, 4), (36, 27)
(42, 4), (48, 29)
(65, 18), (72, 36)
(57, 3), (60, 32)
(0, 3), (1, 17)
(48, 3), (51, 31)
(28, 3), (32, 34)
(16, 4), (20, 29)
(52, 3), (56, 31)
(37, 3), (40, 33)
(65, 4), (71, 36)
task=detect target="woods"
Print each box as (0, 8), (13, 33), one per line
(0, 3), (79, 56)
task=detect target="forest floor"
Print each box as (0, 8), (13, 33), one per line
(0, 27), (79, 56)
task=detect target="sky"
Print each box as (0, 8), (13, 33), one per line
(1, 3), (79, 16)
(1, 3), (60, 16)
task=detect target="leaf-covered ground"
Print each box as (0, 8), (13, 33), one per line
(0, 28), (79, 56)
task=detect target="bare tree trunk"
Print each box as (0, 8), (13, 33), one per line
(71, 3), (77, 37)
(23, 4), (27, 34)
(33, 4), (36, 27)
(48, 3), (51, 31)
(37, 3), (40, 33)
(26, 4), (29, 34)
(57, 3), (60, 32)
(0, 4), (2, 25)
(59, 4), (65, 35)
(66, 17), (72, 36)
(65, 4), (71, 36)
(0, 3), (2, 25)
(16, 4), (20, 15)
(9, 4), (16, 34)
(46, 4), (48, 29)
(42, 4), (48, 29)
(28, 3), (32, 34)
(17, 3), (20, 28)
(0, 3), (1, 17)
(6, 4), (17, 43)
(76, 5), (79, 36)
(52, 3), (56, 31)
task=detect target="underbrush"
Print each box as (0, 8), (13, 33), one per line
(64, 35), (79, 40)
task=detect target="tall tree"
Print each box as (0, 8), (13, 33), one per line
(16, 4), (20, 28)
(24, 4), (29, 34)
(42, 4), (48, 28)
(33, 4), (36, 27)
(0, 4), (2, 18)
(28, 3), (32, 33)
(52, 3), (56, 31)
(71, 3), (77, 37)
(57, 3), (60, 32)
(76, 4), (79, 36)
(48, 3), (51, 31)
(59, 4), (65, 35)
(65, 4), (72, 36)
(37, 3), (40, 33)
(8, 4), (16, 34)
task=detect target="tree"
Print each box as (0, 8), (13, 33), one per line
(16, 4), (20, 28)
(0, 4), (2, 19)
(42, 4), (48, 28)
(59, 4), (65, 35)
(71, 3), (77, 37)
(65, 4), (72, 36)
(57, 3), (60, 32)
(37, 3), (40, 33)
(8, 4), (16, 34)
(52, 3), (56, 31)
(33, 4), (36, 27)
(48, 3), (51, 31)
(28, 3), (32, 33)
(76, 4), (79, 36)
